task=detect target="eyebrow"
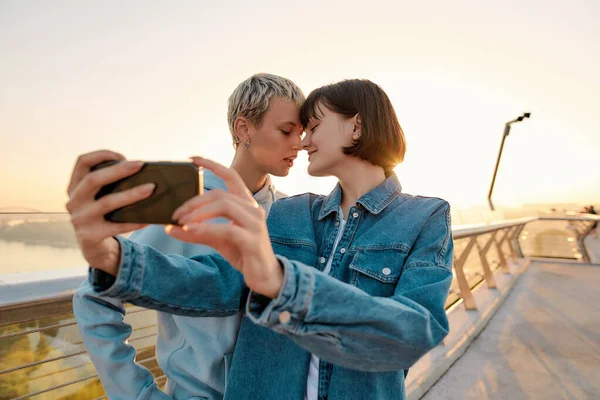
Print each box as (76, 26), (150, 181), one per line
(279, 121), (297, 126)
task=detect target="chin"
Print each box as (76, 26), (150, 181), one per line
(273, 169), (290, 177)
(269, 165), (290, 177)
(307, 163), (327, 177)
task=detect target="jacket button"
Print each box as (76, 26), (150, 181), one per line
(352, 212), (359, 218)
(382, 268), (391, 276)
(279, 311), (291, 324)
(319, 257), (326, 264)
(340, 248), (346, 254)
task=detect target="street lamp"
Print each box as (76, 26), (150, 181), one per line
(487, 112), (531, 211)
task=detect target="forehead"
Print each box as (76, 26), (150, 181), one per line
(264, 97), (301, 123)
(306, 103), (337, 126)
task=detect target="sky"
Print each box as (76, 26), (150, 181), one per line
(1, 0), (599, 213)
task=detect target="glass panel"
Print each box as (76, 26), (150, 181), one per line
(446, 272), (461, 309)
(0, 302), (161, 398)
(462, 242), (484, 289)
(519, 220), (581, 259)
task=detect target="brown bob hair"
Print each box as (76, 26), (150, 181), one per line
(300, 79), (406, 175)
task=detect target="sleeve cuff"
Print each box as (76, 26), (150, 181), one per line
(88, 236), (145, 300)
(246, 255), (313, 332)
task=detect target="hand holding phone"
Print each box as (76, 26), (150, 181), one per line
(92, 161), (203, 225)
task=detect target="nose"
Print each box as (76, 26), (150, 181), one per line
(290, 131), (304, 151)
(291, 140), (302, 151)
(300, 133), (311, 150)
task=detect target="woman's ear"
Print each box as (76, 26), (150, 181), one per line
(352, 113), (362, 141)
(234, 116), (251, 144)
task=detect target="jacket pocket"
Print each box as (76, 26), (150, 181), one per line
(349, 249), (406, 297)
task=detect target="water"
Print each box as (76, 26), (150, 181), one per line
(0, 207), (545, 275)
(0, 214), (85, 274)
(0, 240), (86, 274)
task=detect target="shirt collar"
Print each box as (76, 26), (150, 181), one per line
(318, 173), (403, 220)
(253, 175), (276, 205)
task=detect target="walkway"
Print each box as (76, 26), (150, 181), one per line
(422, 261), (600, 399)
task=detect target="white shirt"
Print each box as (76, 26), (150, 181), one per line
(305, 210), (347, 400)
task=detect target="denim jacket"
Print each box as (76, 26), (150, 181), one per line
(73, 170), (284, 400)
(93, 173), (453, 400)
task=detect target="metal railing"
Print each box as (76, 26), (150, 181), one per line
(1, 214), (599, 399)
(447, 214), (600, 310)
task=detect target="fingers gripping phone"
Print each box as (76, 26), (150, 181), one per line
(92, 161), (203, 225)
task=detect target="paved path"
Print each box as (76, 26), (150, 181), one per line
(422, 261), (600, 400)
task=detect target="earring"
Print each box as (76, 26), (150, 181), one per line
(244, 139), (251, 149)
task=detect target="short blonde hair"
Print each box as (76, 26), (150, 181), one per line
(227, 73), (305, 147)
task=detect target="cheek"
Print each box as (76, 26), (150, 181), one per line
(259, 134), (287, 159)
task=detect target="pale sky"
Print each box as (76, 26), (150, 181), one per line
(1, 0), (599, 212)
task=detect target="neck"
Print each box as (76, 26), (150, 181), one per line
(229, 149), (269, 194)
(334, 160), (387, 218)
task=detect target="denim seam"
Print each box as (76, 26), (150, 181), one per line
(100, 237), (137, 299)
(125, 240), (143, 299)
(108, 237), (129, 298)
(349, 268), (359, 286)
(137, 297), (239, 315)
(403, 263), (452, 273)
(436, 204), (452, 265)
(246, 256), (296, 327)
(351, 244), (411, 253)
(85, 295), (126, 315)
(270, 236), (317, 250)
(378, 187), (402, 213)
(136, 241), (145, 299)
(300, 266), (313, 319)
(367, 187), (402, 214)
(277, 257), (297, 326)
(349, 264), (399, 283)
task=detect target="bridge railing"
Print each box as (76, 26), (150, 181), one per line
(1, 213), (599, 399)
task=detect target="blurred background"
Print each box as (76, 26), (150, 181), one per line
(1, 0), (599, 269)
(1, 2), (599, 399)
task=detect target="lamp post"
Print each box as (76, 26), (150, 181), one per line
(488, 112), (531, 211)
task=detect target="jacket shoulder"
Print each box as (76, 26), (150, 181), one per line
(397, 193), (450, 214)
(270, 192), (324, 212)
(267, 193), (323, 231)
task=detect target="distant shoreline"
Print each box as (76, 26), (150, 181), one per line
(0, 238), (78, 249)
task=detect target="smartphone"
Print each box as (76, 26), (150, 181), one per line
(92, 161), (203, 225)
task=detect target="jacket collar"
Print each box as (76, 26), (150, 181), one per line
(318, 173), (403, 220)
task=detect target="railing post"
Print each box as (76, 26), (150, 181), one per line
(505, 226), (519, 261)
(513, 223), (526, 258)
(453, 237), (478, 310)
(495, 228), (511, 274)
(576, 220), (595, 263)
(477, 234), (497, 289)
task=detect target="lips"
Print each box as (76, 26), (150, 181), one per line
(307, 150), (317, 161)
(283, 155), (296, 167)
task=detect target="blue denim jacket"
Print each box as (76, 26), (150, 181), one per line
(73, 170), (284, 400)
(94, 173), (453, 400)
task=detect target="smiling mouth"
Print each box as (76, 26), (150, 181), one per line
(307, 150), (317, 160)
